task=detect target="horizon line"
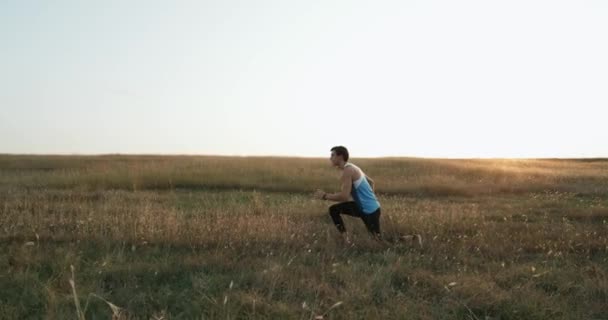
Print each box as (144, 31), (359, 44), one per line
(1, 152), (607, 161)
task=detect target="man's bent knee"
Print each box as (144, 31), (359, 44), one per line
(329, 203), (340, 215)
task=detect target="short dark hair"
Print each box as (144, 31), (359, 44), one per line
(330, 146), (349, 162)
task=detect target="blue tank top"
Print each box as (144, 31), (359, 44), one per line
(345, 163), (381, 214)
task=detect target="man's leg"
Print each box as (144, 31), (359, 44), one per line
(328, 201), (362, 233)
(361, 208), (381, 238)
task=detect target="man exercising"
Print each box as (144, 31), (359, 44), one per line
(314, 146), (382, 243)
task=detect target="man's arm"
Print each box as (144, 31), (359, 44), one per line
(315, 168), (353, 202)
(366, 175), (375, 191)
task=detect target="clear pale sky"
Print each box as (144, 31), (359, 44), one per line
(1, 1), (606, 158)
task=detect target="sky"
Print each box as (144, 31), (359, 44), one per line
(1, 0), (607, 158)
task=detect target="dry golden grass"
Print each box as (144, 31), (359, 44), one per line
(0, 154), (607, 319)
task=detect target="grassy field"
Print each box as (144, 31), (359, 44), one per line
(1, 155), (607, 319)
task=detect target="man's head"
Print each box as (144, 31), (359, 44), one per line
(330, 146), (349, 166)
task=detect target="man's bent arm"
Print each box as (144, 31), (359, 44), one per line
(325, 169), (353, 202)
(366, 175), (375, 191)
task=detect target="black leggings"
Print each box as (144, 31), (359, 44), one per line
(329, 201), (381, 235)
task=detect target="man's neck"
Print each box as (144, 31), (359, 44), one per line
(337, 161), (347, 169)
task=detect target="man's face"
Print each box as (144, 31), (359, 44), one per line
(330, 151), (340, 166)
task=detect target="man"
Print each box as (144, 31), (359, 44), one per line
(314, 146), (382, 243)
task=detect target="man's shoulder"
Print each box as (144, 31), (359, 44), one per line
(341, 166), (357, 178)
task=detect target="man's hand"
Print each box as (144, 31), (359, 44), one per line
(314, 189), (326, 200)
